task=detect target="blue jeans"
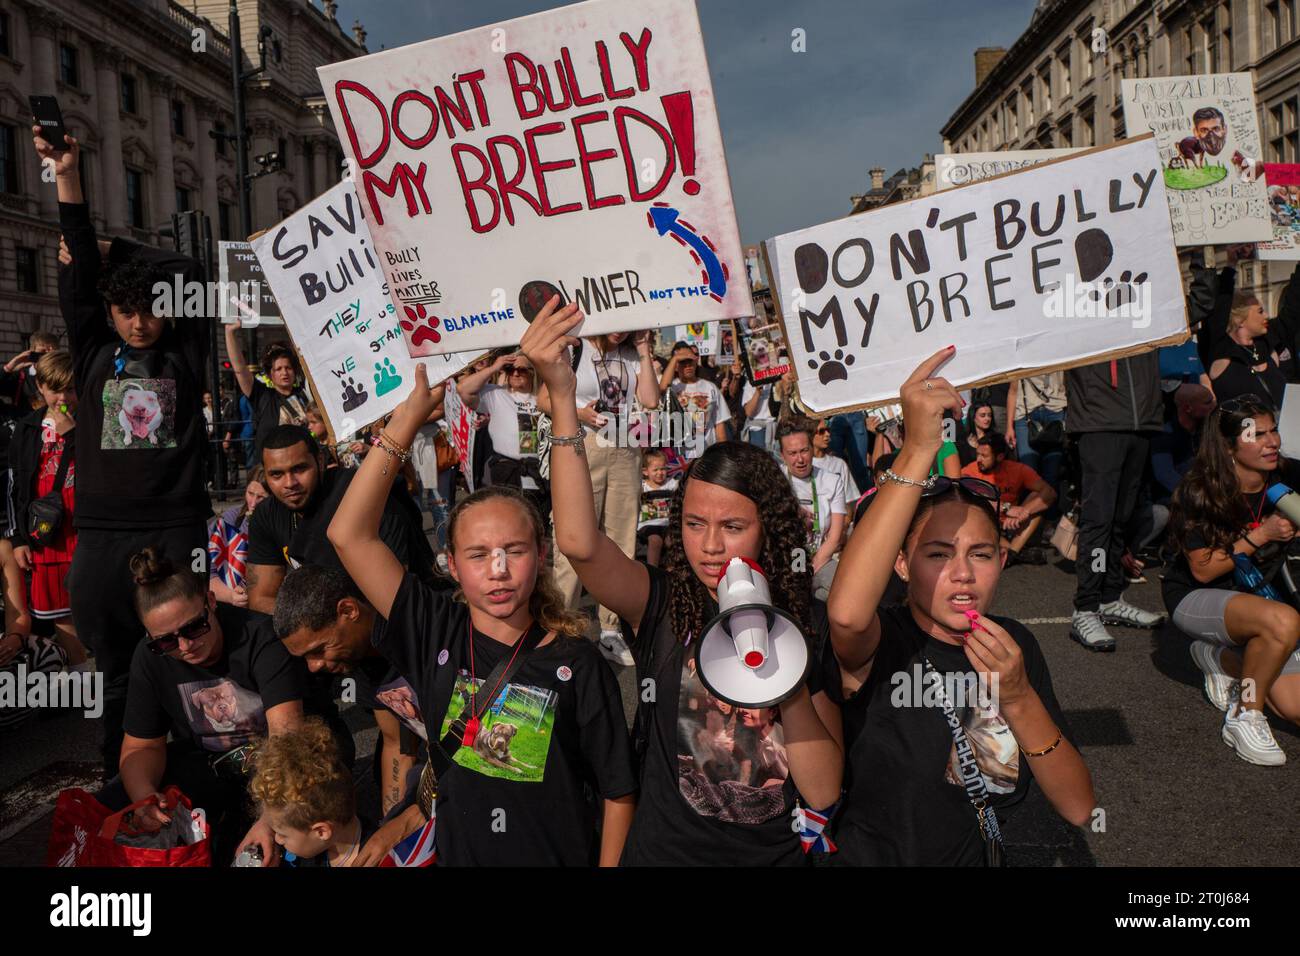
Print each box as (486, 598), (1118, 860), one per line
(421, 488), (450, 551)
(829, 413), (872, 492)
(1014, 408), (1065, 507)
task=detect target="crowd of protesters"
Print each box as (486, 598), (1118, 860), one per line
(4, 114), (1299, 870)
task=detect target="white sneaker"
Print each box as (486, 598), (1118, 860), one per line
(1099, 598), (1165, 629)
(1189, 642), (1236, 713)
(598, 629), (635, 667)
(1222, 705), (1287, 766)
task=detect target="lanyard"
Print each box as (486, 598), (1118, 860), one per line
(461, 619), (532, 747)
(808, 471), (821, 540)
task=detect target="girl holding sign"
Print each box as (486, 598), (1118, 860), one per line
(825, 348), (1094, 866)
(523, 296), (843, 867)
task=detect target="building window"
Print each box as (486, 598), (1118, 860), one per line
(0, 124), (17, 193)
(1060, 50), (1071, 98)
(121, 74), (137, 114)
(0, 11), (10, 57)
(219, 201), (233, 241)
(1040, 66), (1052, 113)
(214, 120), (227, 157)
(171, 100), (186, 137)
(175, 187), (192, 213)
(126, 168), (145, 228)
(1080, 33), (1093, 81)
(16, 247), (38, 293)
(1023, 83), (1034, 126)
(1006, 97), (1018, 140)
(59, 44), (79, 87)
(1270, 96), (1300, 163)
(1202, 18), (1217, 72)
(1082, 111), (1095, 147)
(1184, 27), (1195, 74)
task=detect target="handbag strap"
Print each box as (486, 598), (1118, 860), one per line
(920, 656), (1005, 850)
(49, 434), (74, 493)
(429, 622), (548, 779)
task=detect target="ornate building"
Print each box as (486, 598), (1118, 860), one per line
(0, 0), (366, 354)
(940, 0), (1300, 308)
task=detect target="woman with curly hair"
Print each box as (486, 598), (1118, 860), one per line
(827, 348), (1093, 865)
(523, 296), (842, 866)
(326, 368), (637, 866)
(1164, 394), (1300, 766)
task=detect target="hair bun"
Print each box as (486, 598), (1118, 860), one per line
(128, 546), (175, 588)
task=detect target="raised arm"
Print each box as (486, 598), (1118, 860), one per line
(632, 330), (660, 409)
(521, 297), (650, 630)
(826, 348), (962, 682)
(327, 370), (445, 619)
(224, 319), (255, 398)
(457, 353), (513, 409)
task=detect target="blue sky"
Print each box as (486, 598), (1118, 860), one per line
(333, 0), (1038, 245)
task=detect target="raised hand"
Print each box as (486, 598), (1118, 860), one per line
(519, 294), (584, 396)
(31, 125), (78, 178)
(898, 346), (962, 455)
(388, 363), (446, 439)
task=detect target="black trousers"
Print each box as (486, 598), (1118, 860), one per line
(69, 522), (208, 775)
(1073, 432), (1149, 611)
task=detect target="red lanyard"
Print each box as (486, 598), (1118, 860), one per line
(1248, 490), (1266, 530)
(461, 618), (532, 747)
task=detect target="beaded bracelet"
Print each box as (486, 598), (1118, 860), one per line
(369, 432), (411, 476)
(880, 468), (936, 490)
(1021, 730), (1063, 758)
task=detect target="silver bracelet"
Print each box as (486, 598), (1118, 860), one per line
(549, 425), (587, 447)
(880, 468), (936, 490)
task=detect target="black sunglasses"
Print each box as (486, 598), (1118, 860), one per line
(145, 607), (211, 655)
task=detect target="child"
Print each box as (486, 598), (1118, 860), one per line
(248, 718), (374, 867)
(637, 449), (677, 567)
(207, 467), (267, 607)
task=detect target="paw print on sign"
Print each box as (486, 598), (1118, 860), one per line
(1074, 227), (1148, 312)
(400, 303), (441, 349)
(1090, 271), (1149, 311)
(808, 349), (854, 384)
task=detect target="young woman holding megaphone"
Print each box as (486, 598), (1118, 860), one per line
(825, 347), (1095, 866)
(523, 295), (843, 867)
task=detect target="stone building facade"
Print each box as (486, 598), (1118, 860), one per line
(940, 0), (1300, 308)
(0, 0), (366, 358)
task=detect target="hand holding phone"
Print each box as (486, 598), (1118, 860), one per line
(29, 95), (69, 153)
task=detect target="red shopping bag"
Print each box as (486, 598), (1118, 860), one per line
(47, 786), (211, 867)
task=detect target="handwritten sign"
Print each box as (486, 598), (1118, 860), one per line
(1121, 73), (1272, 245)
(937, 149), (1080, 190)
(217, 241), (282, 325)
(442, 379), (477, 492)
(764, 137), (1187, 414)
(251, 181), (473, 438)
(1259, 163), (1300, 260)
(317, 0), (751, 357)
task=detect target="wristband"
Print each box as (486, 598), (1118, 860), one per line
(1021, 730), (1062, 758)
(549, 425), (587, 448)
(1243, 533), (1262, 550)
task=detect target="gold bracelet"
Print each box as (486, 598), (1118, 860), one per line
(1021, 731), (1063, 758)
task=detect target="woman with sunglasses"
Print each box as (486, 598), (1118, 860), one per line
(826, 349), (1094, 865)
(457, 351), (547, 513)
(811, 417), (860, 507)
(1165, 394), (1300, 766)
(113, 546), (313, 861)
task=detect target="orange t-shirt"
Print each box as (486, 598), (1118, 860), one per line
(960, 459), (1041, 506)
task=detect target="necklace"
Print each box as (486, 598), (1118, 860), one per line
(331, 824), (361, 867)
(462, 618), (534, 746)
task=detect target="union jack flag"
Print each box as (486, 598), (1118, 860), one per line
(208, 518), (247, 589)
(379, 816), (437, 867)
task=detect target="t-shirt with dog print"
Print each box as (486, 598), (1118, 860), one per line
(123, 603), (309, 754)
(378, 572), (637, 866)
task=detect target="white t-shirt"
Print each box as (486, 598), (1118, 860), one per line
(574, 342), (642, 415)
(814, 452), (859, 508)
(479, 384), (539, 461)
(638, 476), (679, 532)
(672, 379), (731, 455)
(785, 464), (847, 552)
(742, 381), (775, 427)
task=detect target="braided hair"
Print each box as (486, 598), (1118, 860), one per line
(661, 441), (812, 644)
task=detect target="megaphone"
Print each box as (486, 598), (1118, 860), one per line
(1266, 482), (1300, 527)
(695, 556), (810, 708)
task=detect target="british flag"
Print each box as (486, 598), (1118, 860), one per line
(208, 518), (247, 589)
(379, 816), (437, 867)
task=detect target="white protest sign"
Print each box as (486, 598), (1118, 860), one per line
(764, 137), (1187, 414)
(251, 181), (473, 438)
(442, 379), (477, 492)
(317, 0), (751, 358)
(677, 322), (715, 355)
(217, 241), (282, 325)
(1121, 73), (1271, 245)
(937, 149), (1081, 190)
(1258, 163), (1300, 261)
(1280, 384), (1300, 460)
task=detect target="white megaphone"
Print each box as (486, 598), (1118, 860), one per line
(695, 556), (810, 708)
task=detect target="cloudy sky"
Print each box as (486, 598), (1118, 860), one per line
(334, 0), (1038, 245)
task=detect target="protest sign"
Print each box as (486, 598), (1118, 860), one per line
(763, 136), (1187, 414)
(937, 149), (1080, 190)
(318, 0), (751, 358)
(217, 241), (282, 326)
(1121, 73), (1271, 245)
(1258, 164), (1300, 260)
(251, 181), (473, 438)
(717, 320), (736, 365)
(442, 379), (477, 492)
(738, 308), (789, 383)
(678, 322), (715, 355)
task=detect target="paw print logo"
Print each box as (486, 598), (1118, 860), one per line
(1089, 270), (1149, 310)
(808, 349), (854, 384)
(399, 303), (442, 348)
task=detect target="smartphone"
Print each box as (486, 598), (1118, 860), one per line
(29, 95), (69, 152)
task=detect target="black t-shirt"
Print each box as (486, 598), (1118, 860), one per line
(620, 565), (827, 867)
(246, 467), (429, 580)
(283, 816), (378, 868)
(250, 379), (309, 455)
(1210, 338), (1288, 407)
(123, 604), (308, 753)
(829, 606), (1070, 866)
(377, 573), (637, 866)
(1162, 459), (1300, 613)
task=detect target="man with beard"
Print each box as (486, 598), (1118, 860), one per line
(960, 433), (1056, 565)
(1193, 107), (1227, 157)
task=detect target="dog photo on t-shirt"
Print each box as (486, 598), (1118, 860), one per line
(375, 676), (428, 741)
(177, 677), (267, 752)
(436, 673), (558, 782)
(102, 379), (178, 450)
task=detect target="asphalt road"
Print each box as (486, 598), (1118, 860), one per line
(2, 547), (1296, 866)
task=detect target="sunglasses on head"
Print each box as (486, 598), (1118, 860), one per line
(145, 607), (211, 655)
(917, 476), (1000, 515)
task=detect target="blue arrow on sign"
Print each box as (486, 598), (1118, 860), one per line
(648, 205), (728, 300)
